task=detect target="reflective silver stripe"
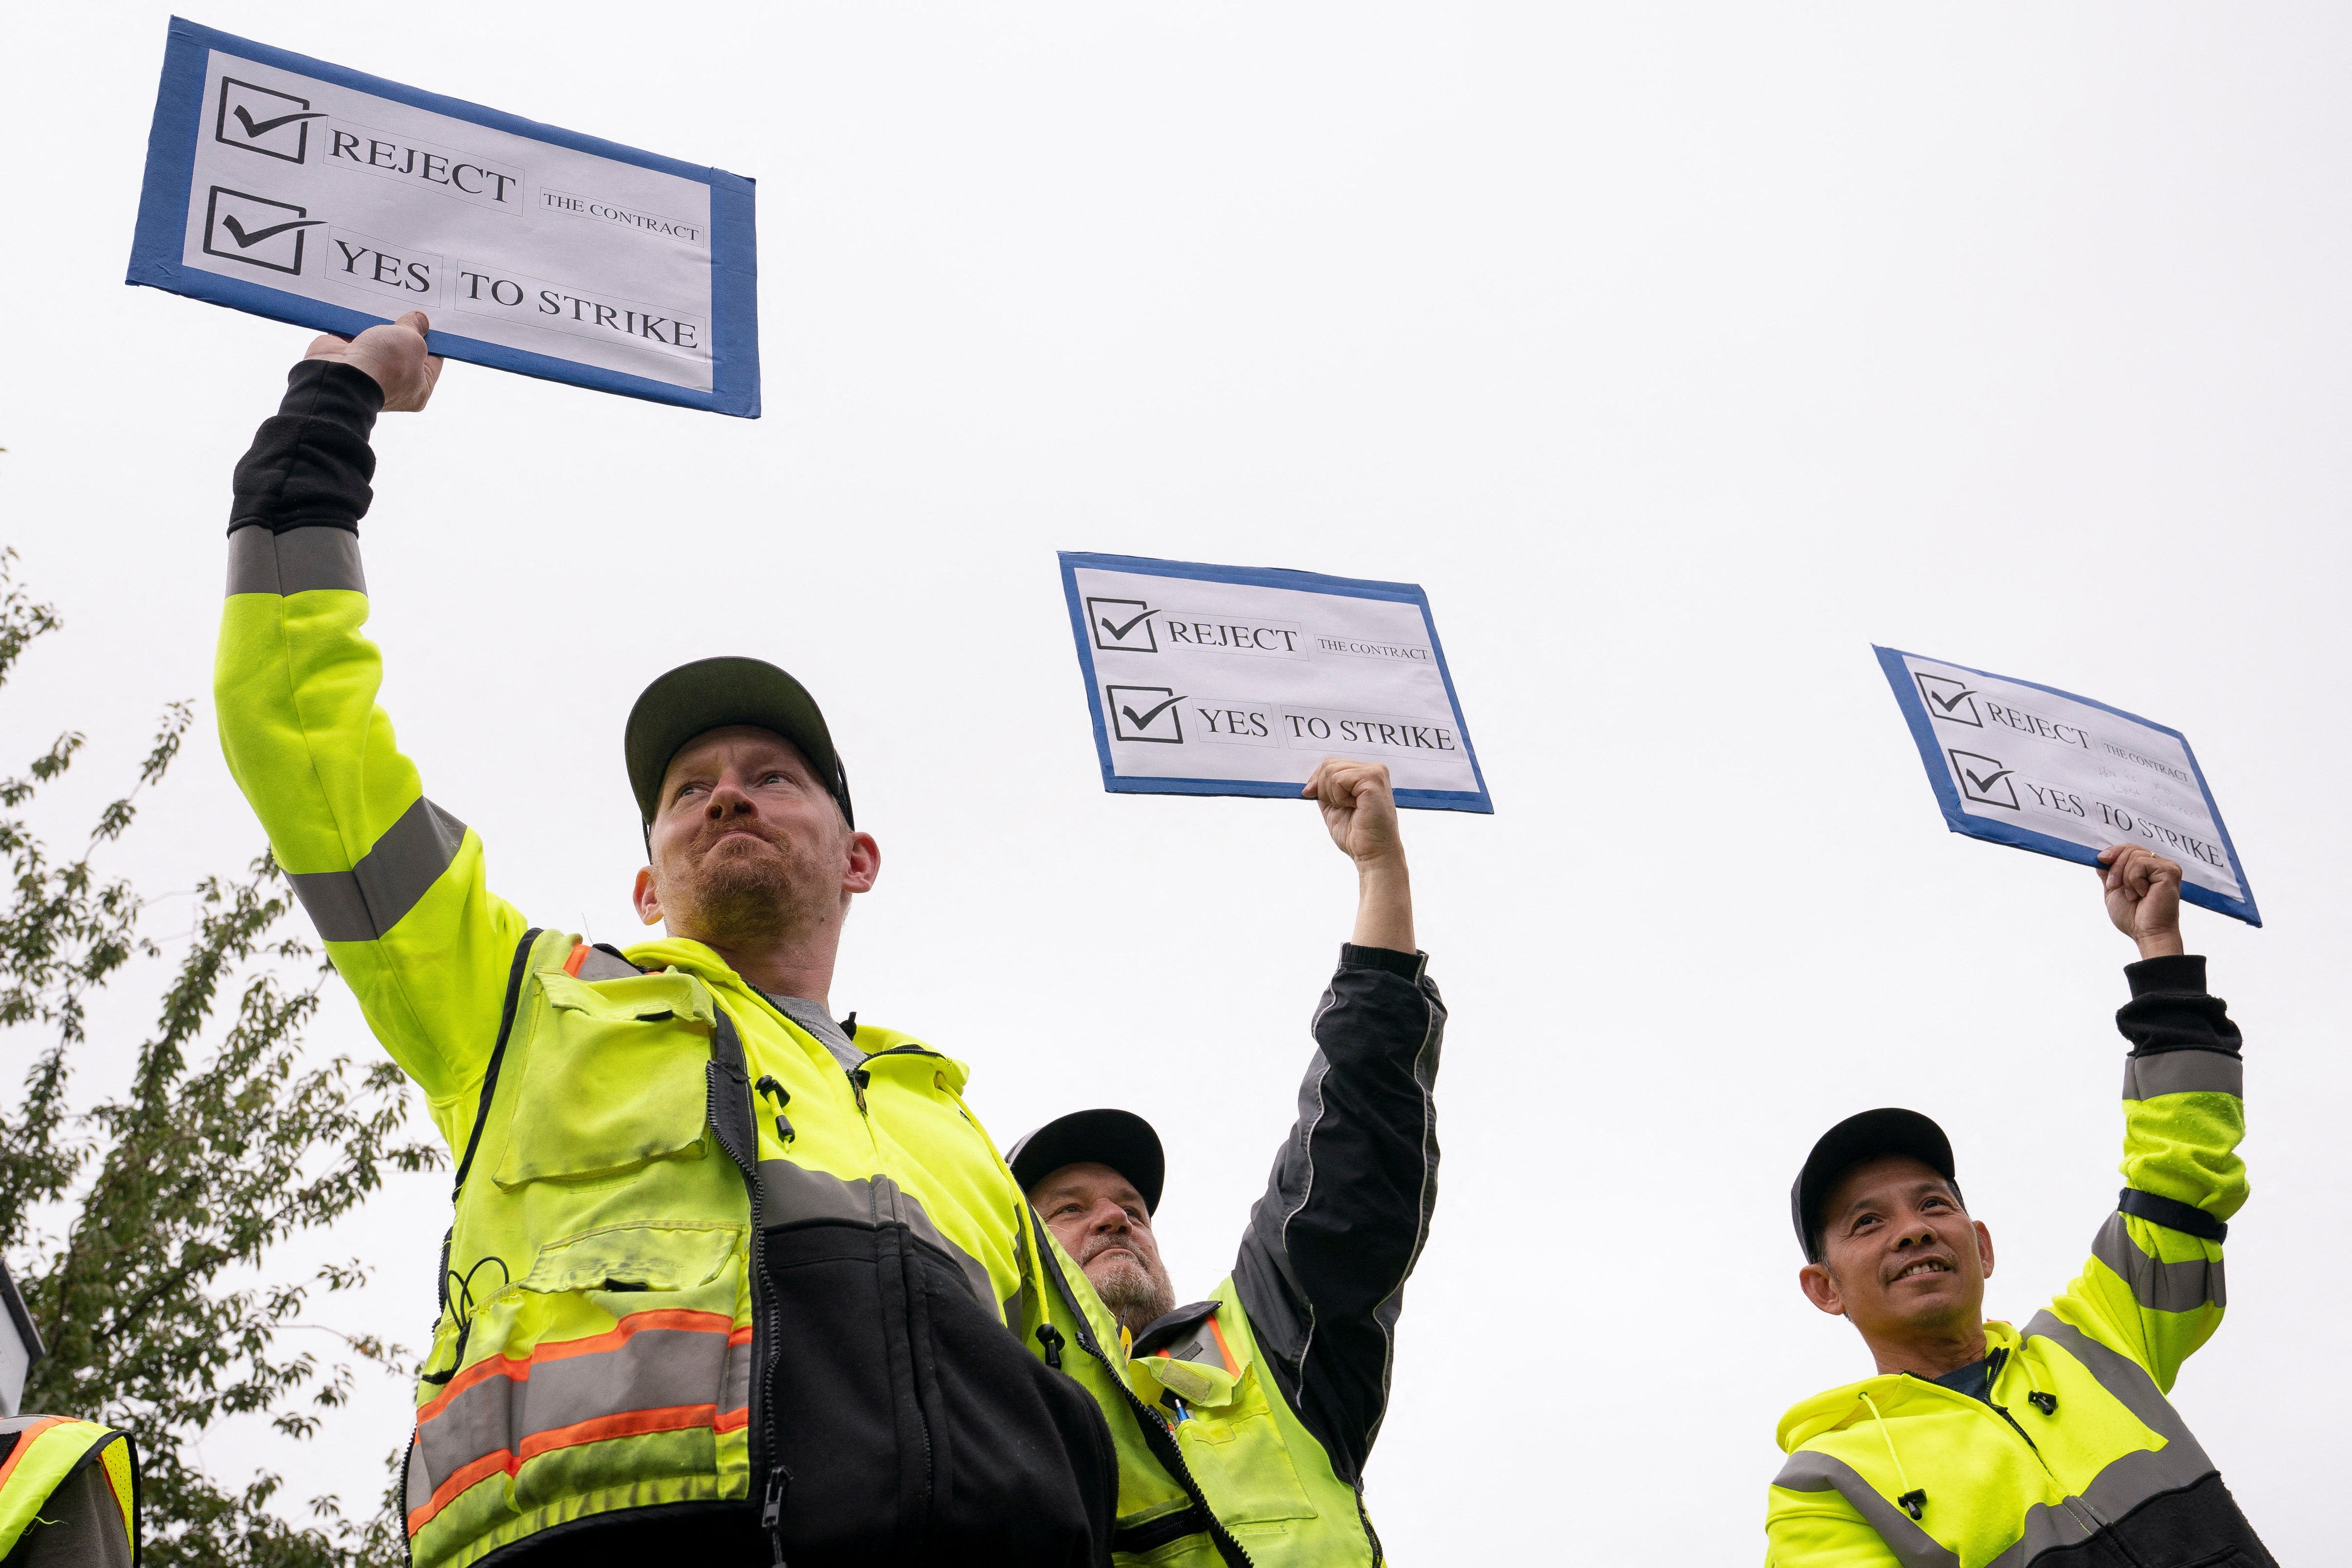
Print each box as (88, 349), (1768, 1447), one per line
(225, 525), (366, 596)
(2121, 1050), (2242, 1101)
(1771, 1448), (1959, 1568)
(404, 1435), (432, 1516)
(722, 1334), (750, 1421)
(758, 1160), (997, 1313)
(2023, 1311), (2215, 1455)
(2089, 1213), (2225, 1313)
(415, 1317), (732, 1486)
(288, 797), (467, 943)
(1979, 1405), (2219, 1566)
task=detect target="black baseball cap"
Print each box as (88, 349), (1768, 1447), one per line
(625, 657), (853, 832)
(1791, 1108), (1960, 1263)
(1008, 1109), (1166, 1216)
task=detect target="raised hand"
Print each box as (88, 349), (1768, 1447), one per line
(1302, 758), (1415, 953)
(303, 308), (442, 412)
(2097, 843), (2185, 960)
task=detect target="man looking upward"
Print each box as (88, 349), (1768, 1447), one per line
(1767, 845), (2273, 1567)
(1012, 759), (1444, 1566)
(214, 312), (1186, 1567)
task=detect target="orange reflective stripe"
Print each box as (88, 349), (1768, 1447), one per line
(409, 1308), (744, 1536)
(0, 1418), (68, 1495)
(1206, 1312), (1240, 1376)
(563, 942), (591, 977)
(415, 1307), (734, 1422)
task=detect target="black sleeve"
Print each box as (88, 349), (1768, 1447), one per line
(2117, 954), (2241, 1058)
(228, 359), (384, 535)
(1231, 943), (1444, 1485)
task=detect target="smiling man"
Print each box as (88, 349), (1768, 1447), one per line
(213, 313), (1179, 1567)
(1010, 758), (1444, 1567)
(1768, 844), (2274, 1567)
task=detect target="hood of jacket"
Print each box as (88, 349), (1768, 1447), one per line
(1777, 1319), (2025, 1452)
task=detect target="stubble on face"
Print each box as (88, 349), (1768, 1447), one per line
(1079, 1234), (1176, 1335)
(670, 820), (833, 950)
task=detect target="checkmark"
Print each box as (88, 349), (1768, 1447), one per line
(1100, 608), (1160, 640)
(219, 215), (323, 248)
(1929, 686), (1977, 713)
(232, 106), (326, 138)
(1121, 695), (1186, 730)
(1963, 766), (2010, 794)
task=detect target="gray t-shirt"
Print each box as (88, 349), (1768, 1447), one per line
(760, 992), (863, 1070)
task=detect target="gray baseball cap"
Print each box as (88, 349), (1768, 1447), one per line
(625, 656), (853, 831)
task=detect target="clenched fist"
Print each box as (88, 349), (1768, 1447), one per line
(2097, 843), (2186, 960)
(303, 308), (442, 412)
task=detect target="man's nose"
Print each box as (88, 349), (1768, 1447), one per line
(704, 782), (758, 819)
(1090, 1202), (1131, 1234)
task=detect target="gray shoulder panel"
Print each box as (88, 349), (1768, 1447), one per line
(287, 796), (467, 943)
(227, 525), (366, 597)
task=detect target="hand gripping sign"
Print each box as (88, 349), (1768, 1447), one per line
(127, 18), (759, 416)
(1060, 552), (1493, 813)
(1876, 646), (2258, 924)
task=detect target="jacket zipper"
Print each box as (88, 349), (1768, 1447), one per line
(704, 1011), (787, 1566)
(1972, 1348), (2151, 1568)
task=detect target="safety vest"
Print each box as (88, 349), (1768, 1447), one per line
(1029, 1236), (1255, 1568)
(0, 1415), (138, 1564)
(402, 931), (1220, 1568)
(1127, 1281), (1381, 1568)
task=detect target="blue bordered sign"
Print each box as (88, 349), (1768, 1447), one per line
(1875, 646), (2257, 925)
(128, 18), (759, 416)
(1060, 552), (1493, 813)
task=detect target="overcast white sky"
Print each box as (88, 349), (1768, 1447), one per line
(5, 3), (2349, 1559)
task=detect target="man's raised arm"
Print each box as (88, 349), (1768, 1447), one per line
(2043, 845), (2245, 1392)
(1231, 759), (1446, 1487)
(218, 312), (526, 1150)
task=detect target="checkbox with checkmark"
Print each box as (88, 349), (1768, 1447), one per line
(1107, 685), (1187, 743)
(1916, 672), (1983, 727)
(1948, 749), (2020, 810)
(1088, 598), (1161, 653)
(202, 187), (321, 275)
(216, 77), (325, 164)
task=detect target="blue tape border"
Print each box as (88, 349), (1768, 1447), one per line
(1873, 644), (2258, 926)
(1058, 551), (1494, 814)
(127, 16), (759, 417)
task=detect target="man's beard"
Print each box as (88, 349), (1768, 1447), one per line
(671, 830), (833, 950)
(1085, 1249), (1175, 1336)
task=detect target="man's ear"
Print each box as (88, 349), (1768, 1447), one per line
(1973, 1220), (1995, 1281)
(841, 831), (881, 897)
(1798, 1262), (1846, 1318)
(632, 865), (662, 927)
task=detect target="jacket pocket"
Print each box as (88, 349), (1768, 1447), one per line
(762, 1203), (1115, 1567)
(1168, 1362), (1316, 1524)
(494, 970), (715, 1188)
(412, 1221), (748, 1520)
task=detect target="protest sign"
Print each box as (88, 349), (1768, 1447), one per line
(1060, 553), (1492, 812)
(1876, 646), (2257, 924)
(127, 18), (758, 416)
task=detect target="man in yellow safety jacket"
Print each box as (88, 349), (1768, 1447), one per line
(214, 312), (1232, 1568)
(1766, 843), (2273, 1567)
(1012, 759), (1443, 1566)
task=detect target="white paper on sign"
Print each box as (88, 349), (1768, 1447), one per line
(127, 19), (758, 416)
(1060, 554), (1491, 813)
(1875, 646), (2257, 924)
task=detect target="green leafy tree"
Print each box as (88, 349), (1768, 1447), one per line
(0, 550), (437, 1566)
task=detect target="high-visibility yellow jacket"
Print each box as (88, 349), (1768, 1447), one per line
(1119, 946), (1447, 1568)
(0, 1415), (138, 1565)
(215, 361), (1238, 1568)
(1765, 956), (2274, 1568)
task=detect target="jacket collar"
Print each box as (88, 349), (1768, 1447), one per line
(1776, 1319), (2023, 1452)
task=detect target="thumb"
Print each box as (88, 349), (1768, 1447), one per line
(395, 310), (431, 334)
